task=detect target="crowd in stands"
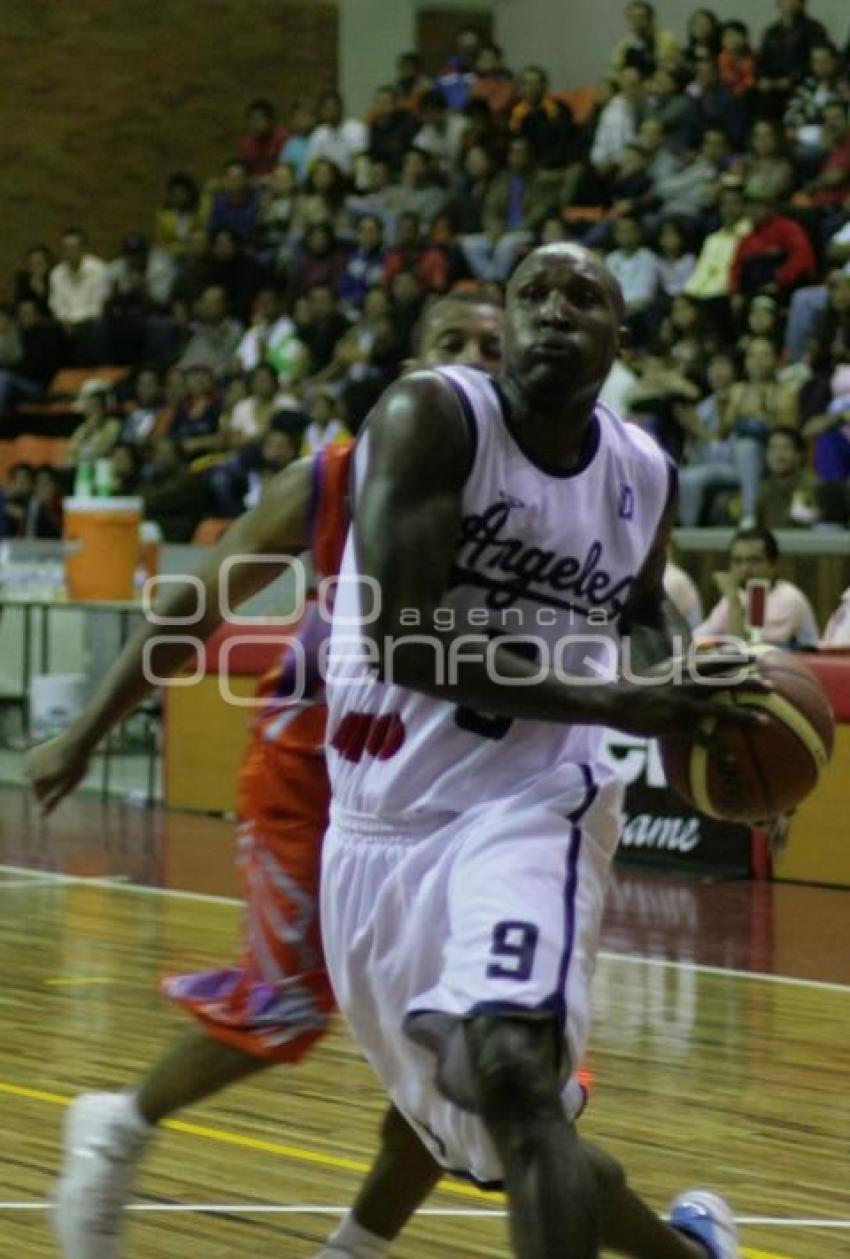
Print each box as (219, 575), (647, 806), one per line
(2, 0), (850, 554)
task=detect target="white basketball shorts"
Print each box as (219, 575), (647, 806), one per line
(320, 760), (623, 1185)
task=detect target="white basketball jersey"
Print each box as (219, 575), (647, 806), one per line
(325, 366), (671, 818)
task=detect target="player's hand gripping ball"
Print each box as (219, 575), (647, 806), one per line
(659, 646), (835, 821)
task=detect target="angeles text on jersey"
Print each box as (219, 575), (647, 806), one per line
(453, 499), (636, 616)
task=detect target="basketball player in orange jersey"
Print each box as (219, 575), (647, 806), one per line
(27, 295), (504, 1259)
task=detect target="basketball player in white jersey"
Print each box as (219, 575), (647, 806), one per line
(320, 244), (762, 1259)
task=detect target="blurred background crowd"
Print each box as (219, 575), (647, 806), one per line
(2, 0), (850, 546)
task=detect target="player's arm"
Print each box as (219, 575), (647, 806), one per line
(618, 479), (690, 673)
(358, 386), (767, 736)
(27, 457), (313, 814)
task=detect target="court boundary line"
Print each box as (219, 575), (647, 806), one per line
(2, 863), (847, 993)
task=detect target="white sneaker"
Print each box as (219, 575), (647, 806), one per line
(669, 1190), (739, 1258)
(53, 1092), (153, 1258)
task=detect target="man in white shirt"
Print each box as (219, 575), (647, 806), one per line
(48, 228), (109, 364)
(591, 65), (647, 172)
(306, 89), (367, 178)
(605, 215), (659, 336)
(695, 527), (820, 648)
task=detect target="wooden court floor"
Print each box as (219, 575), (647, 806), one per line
(0, 787), (848, 1258)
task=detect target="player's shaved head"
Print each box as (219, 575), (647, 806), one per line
(508, 243), (625, 322)
(503, 243), (624, 410)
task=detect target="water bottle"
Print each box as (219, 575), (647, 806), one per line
(94, 458), (113, 498)
(74, 461), (94, 498)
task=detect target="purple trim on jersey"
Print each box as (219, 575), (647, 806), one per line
(308, 446), (326, 555)
(552, 762), (598, 1034)
(492, 379), (601, 479)
(264, 602), (327, 707)
(438, 372), (478, 476)
(665, 456), (679, 515)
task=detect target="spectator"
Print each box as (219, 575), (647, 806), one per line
(178, 286), (243, 376)
(663, 558), (704, 630)
(718, 21), (757, 99)
(684, 8), (722, 65)
(367, 86), (419, 175)
(737, 118), (798, 204)
(207, 160), (261, 244)
(14, 300), (65, 393)
(140, 436), (210, 542)
(238, 98), (287, 177)
(345, 158), (397, 236)
(383, 148), (448, 239)
(685, 183), (752, 306)
(731, 193), (817, 296)
(458, 96), (508, 167)
(471, 42), (515, 118)
(223, 362), (287, 448)
(445, 145), (496, 236)
(650, 127), (729, 231)
(109, 442), (143, 496)
(602, 142), (653, 230)
(612, 1), (680, 75)
(169, 364), (221, 457)
(688, 48), (750, 150)
(22, 467), (63, 539)
(292, 158), (351, 240)
(722, 336), (799, 525)
(757, 425), (822, 527)
(2, 463), (36, 536)
(435, 26), (481, 111)
(48, 228), (109, 364)
(758, 0), (828, 117)
(383, 212), (452, 293)
(394, 51), (432, 112)
(646, 66), (701, 154)
(387, 269), (426, 356)
(305, 89), (367, 178)
(257, 164), (299, 267)
(412, 90), (469, 174)
(287, 223), (350, 303)
(14, 245), (54, 314)
(802, 101), (850, 211)
(120, 367), (165, 447)
(785, 42), (850, 165)
(461, 137), (564, 282)
(821, 584), (850, 645)
(634, 117), (679, 187)
(509, 65), (580, 170)
(737, 294), (785, 359)
(695, 526), (819, 648)
(172, 227), (215, 309)
(312, 285), (402, 400)
(153, 173), (201, 260)
(297, 282), (352, 372)
(591, 65), (648, 172)
(243, 423), (302, 508)
(605, 214), (659, 332)
(656, 219), (696, 296)
(278, 100), (316, 185)
(103, 234), (166, 365)
(65, 380), (121, 467)
(678, 350), (744, 526)
(234, 288), (307, 384)
(300, 387), (352, 455)
(338, 215), (386, 310)
(0, 305), (28, 418)
(803, 358), (850, 484)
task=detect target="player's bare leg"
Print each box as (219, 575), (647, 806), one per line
(466, 1015), (599, 1259)
(135, 1028), (270, 1122)
(584, 1143), (729, 1259)
(320, 1106), (442, 1257)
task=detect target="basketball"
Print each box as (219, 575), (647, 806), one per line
(659, 647), (835, 822)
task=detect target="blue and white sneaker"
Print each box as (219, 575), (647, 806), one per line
(670, 1190), (739, 1258)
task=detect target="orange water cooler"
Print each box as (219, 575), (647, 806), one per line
(63, 496), (143, 601)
